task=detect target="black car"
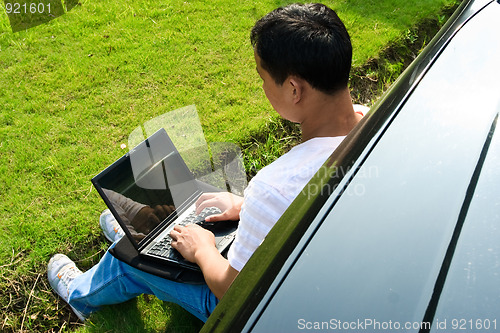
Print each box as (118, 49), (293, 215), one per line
(202, 0), (500, 331)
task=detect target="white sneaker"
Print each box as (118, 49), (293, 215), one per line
(47, 254), (86, 321)
(99, 209), (125, 243)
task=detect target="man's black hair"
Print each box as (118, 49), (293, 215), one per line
(251, 3), (352, 95)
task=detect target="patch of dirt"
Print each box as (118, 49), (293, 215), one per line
(350, 3), (459, 105)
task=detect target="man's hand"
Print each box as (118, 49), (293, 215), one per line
(170, 224), (215, 263)
(170, 224), (239, 299)
(195, 192), (243, 223)
(131, 205), (175, 235)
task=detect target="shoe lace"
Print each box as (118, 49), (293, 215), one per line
(57, 264), (81, 290)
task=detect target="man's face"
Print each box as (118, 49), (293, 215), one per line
(254, 51), (294, 121)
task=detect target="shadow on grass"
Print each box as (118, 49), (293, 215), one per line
(162, 302), (204, 333)
(81, 296), (203, 333)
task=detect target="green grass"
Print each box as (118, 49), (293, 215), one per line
(0, 0), (459, 331)
(77, 298), (204, 332)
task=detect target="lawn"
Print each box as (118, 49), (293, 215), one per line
(0, 0), (459, 331)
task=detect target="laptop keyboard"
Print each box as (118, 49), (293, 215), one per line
(146, 206), (222, 261)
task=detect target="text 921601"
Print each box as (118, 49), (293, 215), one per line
(3, 0), (78, 32)
(5, 2), (52, 14)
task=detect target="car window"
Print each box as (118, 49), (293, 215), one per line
(248, 2), (500, 332)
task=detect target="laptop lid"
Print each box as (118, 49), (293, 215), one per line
(92, 128), (201, 250)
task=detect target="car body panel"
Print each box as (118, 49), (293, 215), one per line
(431, 113), (500, 330)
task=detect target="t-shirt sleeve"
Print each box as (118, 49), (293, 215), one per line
(227, 180), (290, 272)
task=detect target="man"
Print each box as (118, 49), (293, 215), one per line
(47, 3), (364, 322)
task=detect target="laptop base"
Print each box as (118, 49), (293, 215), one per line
(109, 235), (205, 284)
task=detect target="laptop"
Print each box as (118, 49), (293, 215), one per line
(91, 128), (238, 271)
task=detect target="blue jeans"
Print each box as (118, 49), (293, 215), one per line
(67, 243), (218, 322)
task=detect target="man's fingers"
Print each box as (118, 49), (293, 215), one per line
(171, 224), (198, 235)
(166, 205), (175, 214)
(172, 225), (184, 233)
(195, 193), (219, 214)
(195, 199), (217, 215)
(204, 212), (227, 222)
(196, 192), (217, 203)
(153, 205), (172, 220)
(170, 226), (182, 240)
(147, 213), (161, 225)
(195, 193), (212, 208)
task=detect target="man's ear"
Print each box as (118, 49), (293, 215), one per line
(288, 77), (303, 104)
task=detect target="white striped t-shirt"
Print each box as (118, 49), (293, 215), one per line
(227, 136), (345, 271)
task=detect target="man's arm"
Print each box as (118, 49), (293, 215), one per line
(170, 225), (239, 299)
(170, 192), (243, 298)
(195, 244), (239, 299)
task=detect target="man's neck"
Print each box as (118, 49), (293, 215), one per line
(299, 88), (362, 142)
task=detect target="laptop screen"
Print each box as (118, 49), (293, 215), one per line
(92, 128), (200, 247)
